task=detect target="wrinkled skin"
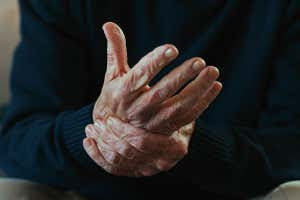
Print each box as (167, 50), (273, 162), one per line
(84, 117), (194, 177)
(84, 22), (222, 177)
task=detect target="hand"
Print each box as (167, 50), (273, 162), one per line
(83, 117), (195, 177)
(93, 22), (222, 135)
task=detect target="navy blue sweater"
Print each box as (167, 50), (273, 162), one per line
(1, 0), (300, 199)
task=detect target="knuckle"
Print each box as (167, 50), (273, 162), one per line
(110, 153), (121, 165)
(150, 48), (165, 66)
(134, 67), (145, 79)
(103, 148), (121, 165)
(136, 136), (149, 152)
(122, 146), (135, 159)
(175, 72), (184, 85)
(136, 140), (146, 152)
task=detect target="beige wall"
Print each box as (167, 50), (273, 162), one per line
(0, 0), (20, 105)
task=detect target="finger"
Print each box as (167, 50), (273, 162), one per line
(87, 125), (123, 166)
(146, 66), (220, 134)
(133, 57), (206, 113)
(104, 118), (185, 173)
(168, 66), (220, 107)
(106, 116), (172, 154)
(86, 126), (141, 177)
(84, 124), (94, 137)
(124, 44), (179, 92)
(103, 22), (129, 82)
(175, 81), (223, 126)
(83, 137), (113, 172)
(83, 137), (130, 176)
(94, 119), (140, 160)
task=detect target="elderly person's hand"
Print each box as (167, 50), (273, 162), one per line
(84, 117), (195, 177)
(92, 22), (222, 135)
(85, 22), (222, 177)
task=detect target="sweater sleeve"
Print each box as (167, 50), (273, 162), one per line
(168, 2), (300, 198)
(0, 0), (105, 187)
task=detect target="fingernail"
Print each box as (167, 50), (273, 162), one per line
(213, 66), (219, 73)
(199, 58), (206, 66)
(164, 48), (175, 58)
(192, 60), (202, 71)
(208, 66), (219, 77)
(126, 148), (135, 159)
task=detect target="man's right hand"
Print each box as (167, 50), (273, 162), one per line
(92, 22), (222, 135)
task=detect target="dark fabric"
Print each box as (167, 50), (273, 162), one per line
(0, 105), (5, 121)
(0, 0), (300, 199)
(0, 105), (6, 134)
(0, 105), (6, 177)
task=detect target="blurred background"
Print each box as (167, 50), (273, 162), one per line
(0, 0), (19, 108)
(0, 0), (19, 175)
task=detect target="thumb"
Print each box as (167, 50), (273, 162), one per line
(102, 22), (128, 82)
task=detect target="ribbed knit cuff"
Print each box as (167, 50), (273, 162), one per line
(62, 104), (98, 170)
(189, 120), (235, 164)
(169, 119), (237, 184)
